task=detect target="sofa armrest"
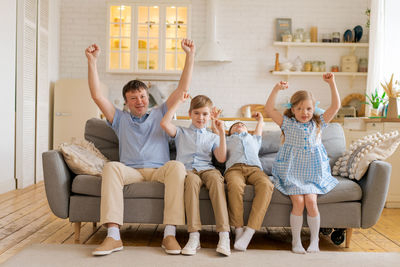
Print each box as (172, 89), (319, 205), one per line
(358, 160), (392, 228)
(42, 150), (73, 219)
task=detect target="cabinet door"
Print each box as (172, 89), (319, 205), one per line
(383, 123), (400, 207)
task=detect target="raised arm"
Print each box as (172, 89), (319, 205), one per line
(85, 44), (115, 123)
(166, 39), (195, 109)
(160, 93), (190, 137)
(253, 112), (264, 136)
(322, 73), (341, 123)
(210, 107), (222, 134)
(264, 81), (288, 127)
(213, 119), (227, 163)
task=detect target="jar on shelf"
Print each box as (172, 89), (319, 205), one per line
(331, 65), (339, 72)
(322, 33), (332, 42)
(312, 61), (320, 72)
(293, 28), (304, 42)
(281, 31), (292, 42)
(319, 61), (326, 72)
(358, 58), (368, 72)
(303, 32), (311, 42)
(304, 61), (312, 72)
(332, 32), (341, 42)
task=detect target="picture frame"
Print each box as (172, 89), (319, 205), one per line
(275, 18), (292, 41)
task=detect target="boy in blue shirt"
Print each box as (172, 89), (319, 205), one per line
(160, 93), (231, 256)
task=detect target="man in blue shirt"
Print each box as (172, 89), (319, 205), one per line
(85, 39), (195, 256)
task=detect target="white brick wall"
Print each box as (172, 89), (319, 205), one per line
(60, 0), (369, 117)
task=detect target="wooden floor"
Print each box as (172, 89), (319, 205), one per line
(1, 182), (400, 263)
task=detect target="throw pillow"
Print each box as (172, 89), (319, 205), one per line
(59, 139), (109, 176)
(332, 130), (400, 180)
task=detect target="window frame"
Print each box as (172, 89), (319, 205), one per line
(106, 0), (191, 75)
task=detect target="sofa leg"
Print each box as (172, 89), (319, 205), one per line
(93, 222), (97, 230)
(74, 222), (81, 242)
(345, 228), (353, 248)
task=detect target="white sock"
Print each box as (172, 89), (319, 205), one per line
(234, 227), (255, 251)
(107, 226), (120, 240)
(219, 231), (230, 240)
(235, 227), (244, 243)
(290, 214), (306, 254)
(189, 231), (200, 240)
(307, 214), (320, 253)
(164, 225), (176, 238)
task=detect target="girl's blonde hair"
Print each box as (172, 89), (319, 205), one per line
(282, 90), (322, 141)
(189, 95), (213, 112)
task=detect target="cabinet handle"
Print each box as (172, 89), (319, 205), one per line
(55, 112), (71, 116)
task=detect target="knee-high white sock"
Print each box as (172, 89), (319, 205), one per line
(307, 214), (320, 253)
(234, 227), (255, 251)
(164, 225), (176, 238)
(290, 214), (306, 254)
(107, 226), (120, 240)
(235, 227), (244, 243)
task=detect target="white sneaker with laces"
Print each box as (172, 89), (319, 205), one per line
(216, 236), (231, 256)
(181, 236), (200, 255)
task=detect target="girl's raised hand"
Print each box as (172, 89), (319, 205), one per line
(273, 81), (289, 91)
(323, 72), (335, 83)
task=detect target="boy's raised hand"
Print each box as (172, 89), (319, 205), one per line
(323, 72), (335, 84)
(211, 106), (222, 120)
(181, 39), (195, 55)
(85, 44), (100, 62)
(273, 81), (289, 91)
(253, 111), (263, 122)
(213, 119), (225, 135)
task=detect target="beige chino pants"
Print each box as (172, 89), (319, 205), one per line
(185, 169), (230, 233)
(100, 160), (186, 226)
(225, 163), (274, 230)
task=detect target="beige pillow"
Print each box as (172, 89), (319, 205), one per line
(59, 139), (109, 176)
(332, 130), (400, 180)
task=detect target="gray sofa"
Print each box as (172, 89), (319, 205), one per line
(42, 118), (391, 247)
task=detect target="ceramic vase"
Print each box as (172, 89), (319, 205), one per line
(386, 97), (399, 119)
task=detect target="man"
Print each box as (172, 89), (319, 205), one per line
(84, 39), (195, 256)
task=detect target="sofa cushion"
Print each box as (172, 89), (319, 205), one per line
(72, 175), (361, 204)
(85, 118), (119, 161)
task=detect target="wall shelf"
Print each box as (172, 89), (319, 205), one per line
(271, 71), (367, 76)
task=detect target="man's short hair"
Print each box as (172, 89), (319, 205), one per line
(122, 80), (148, 101)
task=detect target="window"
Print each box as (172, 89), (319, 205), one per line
(107, 2), (190, 74)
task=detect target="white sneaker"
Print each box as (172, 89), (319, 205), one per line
(216, 236), (231, 256)
(181, 236), (200, 255)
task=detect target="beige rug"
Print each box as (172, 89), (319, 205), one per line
(3, 244), (400, 267)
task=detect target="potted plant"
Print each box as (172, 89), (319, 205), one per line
(365, 88), (387, 117)
(381, 73), (400, 118)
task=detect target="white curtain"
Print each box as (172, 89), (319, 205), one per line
(366, 0), (386, 107)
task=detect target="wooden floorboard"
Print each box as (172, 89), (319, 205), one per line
(0, 181), (400, 263)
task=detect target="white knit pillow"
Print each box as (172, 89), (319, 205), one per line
(59, 139), (109, 176)
(332, 130), (400, 180)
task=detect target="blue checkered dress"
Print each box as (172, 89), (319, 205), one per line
(271, 115), (338, 195)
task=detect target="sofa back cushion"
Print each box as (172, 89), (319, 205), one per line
(85, 118), (119, 161)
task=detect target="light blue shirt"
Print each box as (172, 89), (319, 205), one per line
(226, 132), (262, 171)
(108, 103), (170, 168)
(175, 124), (220, 171)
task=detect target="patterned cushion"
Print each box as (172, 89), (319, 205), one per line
(59, 139), (109, 176)
(332, 130), (400, 180)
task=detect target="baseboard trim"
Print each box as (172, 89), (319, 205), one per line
(0, 178), (16, 194)
(385, 201), (400, 208)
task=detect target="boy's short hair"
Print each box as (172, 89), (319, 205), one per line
(228, 122), (247, 136)
(122, 80), (148, 101)
(189, 95), (213, 112)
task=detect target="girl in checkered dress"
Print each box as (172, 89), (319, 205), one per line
(265, 73), (341, 254)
